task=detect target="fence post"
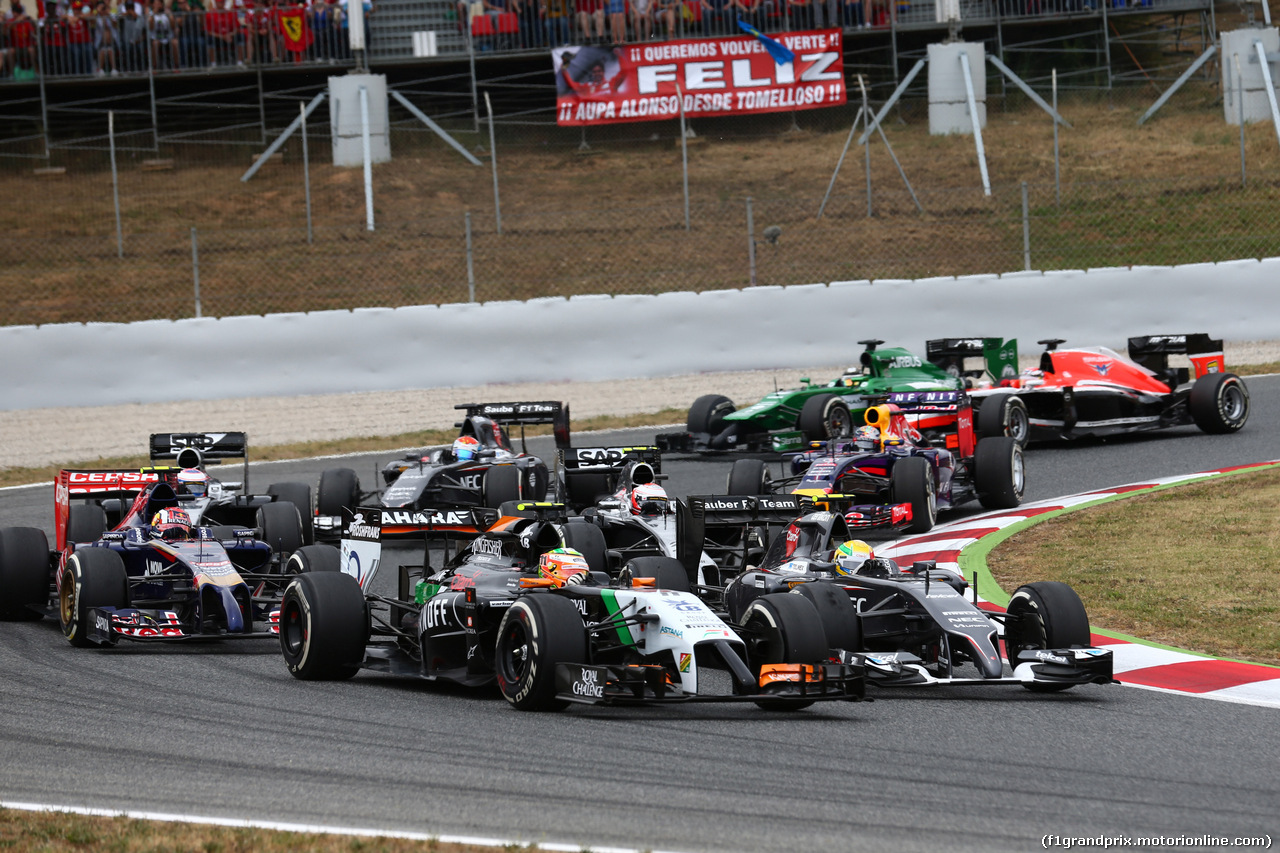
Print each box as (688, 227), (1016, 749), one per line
(677, 84), (690, 232)
(1021, 182), (1031, 272)
(746, 196), (756, 287)
(465, 212), (476, 304)
(1052, 69), (1060, 208)
(360, 85), (375, 232)
(485, 91), (502, 235)
(191, 227), (203, 318)
(110, 111), (123, 259)
(301, 101), (313, 245)
(1236, 55), (1246, 188)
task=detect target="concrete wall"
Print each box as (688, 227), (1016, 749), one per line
(2, 258), (1276, 411)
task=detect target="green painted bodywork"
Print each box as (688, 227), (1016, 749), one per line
(724, 340), (1017, 452)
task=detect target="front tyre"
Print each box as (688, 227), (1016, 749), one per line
(58, 548), (129, 647)
(257, 501), (305, 561)
(0, 527), (52, 620)
(285, 543), (341, 575)
(1005, 581), (1091, 693)
(494, 594), (587, 712)
(1189, 372), (1250, 434)
(890, 456), (936, 534)
(740, 592), (828, 710)
(268, 482), (314, 544)
(687, 394), (735, 435)
(977, 393), (1030, 447)
(279, 572), (368, 680)
(974, 436), (1025, 509)
(317, 467), (360, 517)
(726, 458), (772, 496)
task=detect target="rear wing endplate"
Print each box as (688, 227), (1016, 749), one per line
(1127, 334), (1225, 379)
(926, 338), (1019, 382)
(454, 401), (571, 449)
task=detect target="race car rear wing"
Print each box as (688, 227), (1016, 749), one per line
(559, 446), (664, 510)
(1127, 334), (1225, 381)
(149, 431), (250, 490)
(683, 495), (810, 584)
(453, 401), (571, 450)
(54, 468), (172, 554)
(925, 338), (1019, 383)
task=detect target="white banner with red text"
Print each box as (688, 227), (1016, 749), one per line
(552, 30), (845, 126)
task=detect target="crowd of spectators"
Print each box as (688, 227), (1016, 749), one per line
(0, 0), (370, 78)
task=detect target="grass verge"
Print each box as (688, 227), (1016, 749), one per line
(988, 466), (1280, 667)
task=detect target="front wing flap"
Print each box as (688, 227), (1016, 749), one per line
(850, 647), (1115, 688)
(85, 607), (279, 644)
(554, 661), (864, 705)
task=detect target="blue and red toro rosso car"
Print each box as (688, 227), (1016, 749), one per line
(0, 468), (312, 647)
(726, 392), (1024, 534)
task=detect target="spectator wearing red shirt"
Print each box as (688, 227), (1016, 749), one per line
(249, 0), (280, 63)
(204, 0), (243, 65)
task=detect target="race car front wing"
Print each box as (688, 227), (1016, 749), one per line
(847, 647), (1115, 689)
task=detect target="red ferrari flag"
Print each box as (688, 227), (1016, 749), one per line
(279, 7), (313, 52)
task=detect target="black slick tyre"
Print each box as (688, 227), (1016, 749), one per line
(890, 456), (936, 534)
(1189, 372), (1250, 434)
(58, 548), (129, 647)
(494, 594), (588, 711)
(317, 467), (360, 517)
(0, 527), (52, 620)
(974, 436), (1025, 509)
(561, 522), (609, 576)
(482, 465), (522, 507)
(268, 482), (314, 544)
(977, 393), (1030, 447)
(285, 543), (342, 575)
(687, 394), (735, 435)
(619, 556), (690, 592)
(257, 501), (304, 561)
(797, 395), (853, 443)
(66, 505), (108, 545)
(1004, 581), (1091, 693)
(791, 582), (861, 653)
(740, 592), (828, 710)
(727, 458), (772, 495)
(279, 571), (367, 680)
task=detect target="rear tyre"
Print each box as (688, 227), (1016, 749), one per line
(974, 436), (1025, 509)
(279, 571), (368, 680)
(798, 395), (853, 443)
(522, 463), (550, 501)
(977, 393), (1030, 447)
(561, 522), (609, 576)
(482, 465), (522, 507)
(285, 543), (342, 575)
(1189, 372), (1250, 434)
(740, 592), (828, 710)
(66, 504), (108, 544)
(727, 458), (772, 495)
(268, 482), (314, 544)
(317, 467), (360, 517)
(494, 594), (588, 711)
(1004, 581), (1091, 693)
(0, 527), (52, 620)
(687, 394), (736, 435)
(791, 582), (861, 653)
(58, 547), (129, 647)
(563, 470), (611, 510)
(619, 556), (691, 592)
(890, 456), (936, 534)
(257, 501), (305, 561)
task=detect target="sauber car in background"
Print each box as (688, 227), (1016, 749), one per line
(314, 401), (569, 541)
(277, 506), (864, 711)
(657, 338), (1019, 454)
(971, 334), (1250, 443)
(0, 468), (312, 646)
(727, 393), (1024, 534)
(688, 495), (1114, 693)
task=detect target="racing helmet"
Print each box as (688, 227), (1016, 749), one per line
(453, 435), (480, 462)
(630, 483), (669, 516)
(833, 539), (875, 576)
(853, 425), (880, 451)
(177, 467), (210, 498)
(538, 547), (590, 587)
(151, 507), (193, 541)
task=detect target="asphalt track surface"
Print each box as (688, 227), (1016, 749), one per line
(2, 375), (1279, 853)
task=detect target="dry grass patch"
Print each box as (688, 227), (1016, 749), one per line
(988, 466), (1280, 666)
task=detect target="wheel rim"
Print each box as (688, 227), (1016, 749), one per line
(1011, 448), (1026, 496)
(499, 618), (531, 684)
(281, 599), (306, 656)
(828, 406), (852, 437)
(1009, 405), (1030, 444)
(1221, 384), (1246, 422)
(925, 475), (937, 522)
(58, 566), (75, 628)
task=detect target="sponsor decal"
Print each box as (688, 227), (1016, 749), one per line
(381, 509), (470, 526)
(571, 667), (605, 699)
(423, 596), (454, 630)
(887, 355), (923, 368)
(194, 560), (235, 576)
(345, 512), (380, 541)
(459, 474), (482, 490)
(144, 559), (167, 577)
(471, 537), (504, 558)
(660, 625), (683, 639)
(93, 613), (110, 634)
(701, 497), (751, 512)
(1148, 335), (1186, 344)
(1034, 650), (1069, 665)
(678, 653), (692, 673)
